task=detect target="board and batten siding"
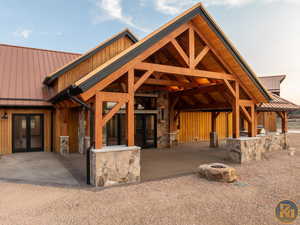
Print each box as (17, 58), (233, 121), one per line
(178, 112), (232, 143)
(56, 36), (134, 93)
(0, 109), (52, 155)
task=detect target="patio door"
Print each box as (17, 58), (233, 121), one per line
(106, 114), (157, 148)
(12, 114), (44, 153)
(135, 114), (157, 148)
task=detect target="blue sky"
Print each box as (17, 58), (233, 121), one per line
(1, 0), (300, 103)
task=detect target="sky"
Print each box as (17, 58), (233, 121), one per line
(1, 0), (300, 104)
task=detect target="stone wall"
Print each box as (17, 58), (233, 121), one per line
(90, 146), (141, 187)
(226, 133), (288, 163)
(157, 91), (170, 148)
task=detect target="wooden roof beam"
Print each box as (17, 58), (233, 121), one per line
(193, 46), (210, 68)
(170, 39), (189, 66)
(172, 83), (224, 97)
(135, 62), (235, 80)
(138, 77), (196, 88)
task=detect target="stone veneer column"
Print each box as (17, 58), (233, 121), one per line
(84, 136), (91, 151)
(78, 108), (86, 154)
(157, 91), (170, 148)
(60, 136), (69, 155)
(209, 132), (219, 148)
(90, 146), (141, 187)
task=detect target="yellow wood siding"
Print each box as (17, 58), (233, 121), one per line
(57, 36), (134, 92)
(0, 109), (52, 155)
(178, 112), (232, 143)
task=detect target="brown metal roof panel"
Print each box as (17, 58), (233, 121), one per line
(0, 44), (80, 106)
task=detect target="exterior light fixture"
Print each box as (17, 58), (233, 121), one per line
(1, 112), (8, 120)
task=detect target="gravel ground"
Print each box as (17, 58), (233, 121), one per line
(0, 134), (300, 225)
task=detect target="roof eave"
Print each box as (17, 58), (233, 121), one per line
(74, 5), (271, 102)
(43, 29), (139, 86)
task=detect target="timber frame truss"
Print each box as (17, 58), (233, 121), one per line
(74, 22), (259, 148)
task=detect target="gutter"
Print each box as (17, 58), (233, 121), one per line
(66, 90), (94, 185)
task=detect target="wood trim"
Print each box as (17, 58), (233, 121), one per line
(140, 77), (196, 88)
(78, 24), (190, 101)
(190, 22), (257, 103)
(240, 99), (254, 106)
(102, 101), (125, 125)
(232, 81), (240, 138)
(95, 92), (103, 149)
(223, 79), (236, 98)
(172, 83), (224, 97)
(127, 69), (135, 146)
(189, 27), (195, 68)
(194, 46), (209, 68)
(171, 39), (189, 66)
(134, 70), (153, 91)
(96, 92), (129, 102)
(240, 105), (252, 123)
(135, 62), (235, 80)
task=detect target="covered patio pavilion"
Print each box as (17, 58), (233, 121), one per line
(45, 3), (292, 187)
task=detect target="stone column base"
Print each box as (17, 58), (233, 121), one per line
(90, 146), (141, 187)
(209, 132), (219, 148)
(226, 134), (289, 163)
(60, 136), (69, 155)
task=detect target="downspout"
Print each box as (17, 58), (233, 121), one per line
(67, 90), (94, 185)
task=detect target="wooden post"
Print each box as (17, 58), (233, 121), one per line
(95, 92), (103, 149)
(248, 104), (256, 137)
(127, 69), (135, 146)
(210, 112), (220, 148)
(282, 112), (288, 134)
(232, 81), (240, 138)
(211, 112), (218, 132)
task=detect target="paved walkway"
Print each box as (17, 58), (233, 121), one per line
(0, 152), (81, 186)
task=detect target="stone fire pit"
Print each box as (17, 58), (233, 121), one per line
(197, 163), (237, 183)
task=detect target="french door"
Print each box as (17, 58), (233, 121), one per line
(135, 114), (157, 148)
(106, 114), (157, 148)
(12, 114), (44, 153)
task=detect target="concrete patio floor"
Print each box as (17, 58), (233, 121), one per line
(0, 152), (84, 186)
(0, 143), (230, 186)
(141, 142), (231, 181)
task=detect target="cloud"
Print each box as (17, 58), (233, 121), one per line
(154, 0), (300, 15)
(93, 0), (150, 33)
(13, 29), (32, 39)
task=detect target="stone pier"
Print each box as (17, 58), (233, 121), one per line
(209, 132), (219, 148)
(60, 136), (69, 155)
(90, 146), (141, 187)
(226, 133), (289, 163)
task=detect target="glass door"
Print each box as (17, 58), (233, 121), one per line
(29, 115), (43, 152)
(144, 114), (156, 148)
(12, 115), (27, 153)
(13, 114), (43, 153)
(135, 114), (157, 148)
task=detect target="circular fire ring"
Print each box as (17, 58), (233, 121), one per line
(197, 163), (237, 183)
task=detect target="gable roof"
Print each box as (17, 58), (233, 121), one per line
(50, 3), (271, 103)
(43, 29), (138, 85)
(0, 44), (80, 106)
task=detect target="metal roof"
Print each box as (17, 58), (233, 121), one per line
(50, 3), (271, 103)
(0, 44), (80, 106)
(257, 93), (300, 112)
(43, 29), (138, 85)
